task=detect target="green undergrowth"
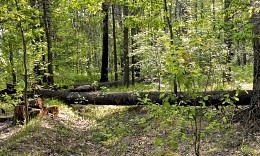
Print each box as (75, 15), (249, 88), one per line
(0, 100), (259, 156)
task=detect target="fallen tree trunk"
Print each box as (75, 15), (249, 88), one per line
(0, 116), (13, 122)
(35, 89), (253, 106)
(0, 83), (16, 96)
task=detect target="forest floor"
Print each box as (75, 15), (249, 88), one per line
(0, 98), (260, 156)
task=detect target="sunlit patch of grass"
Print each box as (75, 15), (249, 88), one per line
(240, 145), (258, 156)
(74, 104), (131, 120)
(232, 64), (253, 83)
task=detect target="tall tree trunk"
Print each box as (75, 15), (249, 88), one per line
(243, 53), (247, 66)
(42, 0), (54, 85)
(252, 0), (260, 108)
(112, 4), (118, 82)
(224, 0), (233, 82)
(100, 1), (109, 82)
(123, 5), (129, 87)
(73, 11), (80, 74)
(131, 1), (138, 86)
(15, 0), (29, 125)
(164, 0), (178, 95)
(131, 27), (136, 85)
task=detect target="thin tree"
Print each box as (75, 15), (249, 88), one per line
(164, 0), (177, 95)
(123, 4), (129, 87)
(2, 35), (17, 84)
(131, 27), (137, 85)
(100, 1), (109, 82)
(112, 4), (118, 82)
(14, 0), (29, 124)
(224, 0), (233, 82)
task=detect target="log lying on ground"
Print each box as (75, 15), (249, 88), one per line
(0, 83), (16, 96)
(71, 78), (145, 92)
(0, 116), (13, 122)
(36, 89), (253, 106)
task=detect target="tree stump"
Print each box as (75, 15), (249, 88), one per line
(13, 105), (25, 124)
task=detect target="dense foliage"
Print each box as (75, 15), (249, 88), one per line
(0, 0), (253, 91)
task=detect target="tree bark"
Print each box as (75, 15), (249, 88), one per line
(123, 5), (129, 87)
(13, 105), (25, 124)
(100, 1), (109, 82)
(112, 4), (118, 82)
(131, 27), (137, 86)
(224, 0), (233, 82)
(252, 0), (260, 107)
(36, 89), (252, 107)
(42, 0), (54, 85)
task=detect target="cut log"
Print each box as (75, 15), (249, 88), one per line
(13, 105), (26, 124)
(0, 116), (13, 122)
(13, 105), (43, 124)
(35, 89), (253, 106)
(70, 85), (96, 92)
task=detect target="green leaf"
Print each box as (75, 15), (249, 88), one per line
(203, 96), (209, 101)
(233, 97), (239, 101)
(160, 93), (165, 99)
(173, 142), (178, 149)
(165, 41), (171, 47)
(222, 116), (227, 123)
(153, 137), (163, 147)
(163, 101), (171, 107)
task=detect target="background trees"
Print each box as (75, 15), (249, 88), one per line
(0, 0), (254, 92)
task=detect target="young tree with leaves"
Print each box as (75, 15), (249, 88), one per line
(14, 0), (29, 124)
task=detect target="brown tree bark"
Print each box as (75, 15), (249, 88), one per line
(123, 4), (129, 87)
(100, 1), (109, 82)
(252, 0), (260, 108)
(36, 89), (252, 107)
(13, 105), (25, 124)
(42, 0), (54, 85)
(112, 4), (118, 82)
